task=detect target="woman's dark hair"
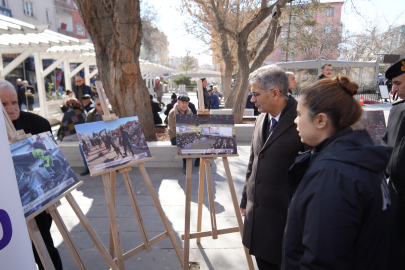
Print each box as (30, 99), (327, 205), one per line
(300, 76), (362, 131)
(171, 93), (177, 100)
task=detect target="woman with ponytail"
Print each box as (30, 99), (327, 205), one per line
(281, 76), (403, 270)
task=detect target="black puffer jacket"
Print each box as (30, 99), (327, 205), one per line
(282, 129), (403, 270)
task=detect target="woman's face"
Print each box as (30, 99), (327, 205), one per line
(295, 97), (322, 146)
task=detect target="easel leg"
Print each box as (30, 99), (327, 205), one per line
(204, 159), (218, 240)
(27, 219), (56, 270)
(47, 204), (88, 270)
(138, 163), (184, 267)
(102, 173), (126, 270)
(121, 170), (152, 253)
(196, 159), (205, 244)
(65, 193), (117, 270)
(183, 158), (193, 270)
(109, 170), (117, 258)
(222, 157), (255, 270)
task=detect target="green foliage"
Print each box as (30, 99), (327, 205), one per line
(173, 75), (193, 86)
(179, 51), (198, 74)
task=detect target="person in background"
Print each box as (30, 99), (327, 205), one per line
(15, 78), (26, 109)
(0, 79), (63, 270)
(61, 90), (75, 113)
(198, 77), (211, 109)
(155, 77), (164, 107)
(23, 80), (35, 111)
(240, 65), (305, 270)
(285, 72), (296, 95)
(57, 98), (86, 142)
(382, 58), (405, 265)
(208, 86), (219, 109)
(73, 76), (93, 104)
(317, 64), (332, 81)
(282, 76), (402, 270)
(81, 94), (95, 113)
(168, 95), (193, 174)
(150, 94), (163, 124)
(213, 85), (223, 102)
(164, 93), (178, 124)
(188, 101), (197, 114)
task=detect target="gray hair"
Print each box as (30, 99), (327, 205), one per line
(285, 71), (294, 76)
(0, 79), (16, 92)
(248, 65), (289, 97)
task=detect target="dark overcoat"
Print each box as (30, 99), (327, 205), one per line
(240, 96), (305, 264)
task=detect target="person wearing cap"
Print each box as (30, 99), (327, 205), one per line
(81, 94), (95, 113)
(155, 77), (164, 107)
(150, 94), (163, 124)
(382, 58), (405, 265)
(168, 95), (192, 173)
(208, 86), (219, 109)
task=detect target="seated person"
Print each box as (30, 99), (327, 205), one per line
(81, 94), (95, 112)
(61, 90), (75, 113)
(150, 94), (163, 124)
(57, 98), (86, 141)
(164, 93), (178, 116)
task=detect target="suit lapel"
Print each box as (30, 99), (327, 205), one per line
(260, 103), (297, 153)
(255, 114), (266, 150)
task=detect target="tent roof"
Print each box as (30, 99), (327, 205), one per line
(167, 69), (222, 79)
(274, 59), (378, 69)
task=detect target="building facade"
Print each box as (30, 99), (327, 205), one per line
(265, 1), (344, 64)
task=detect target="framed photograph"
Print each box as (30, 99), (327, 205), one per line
(379, 85), (390, 99)
(175, 114), (238, 156)
(10, 132), (79, 218)
(352, 110), (386, 145)
(75, 116), (152, 175)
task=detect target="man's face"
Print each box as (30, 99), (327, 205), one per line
(213, 87), (218, 93)
(23, 82), (28, 87)
(392, 74), (405, 99)
(16, 80), (22, 86)
(95, 99), (103, 113)
(288, 74), (296, 89)
(178, 100), (189, 111)
(82, 98), (91, 106)
(202, 79), (207, 88)
(250, 82), (276, 113)
(0, 87), (20, 121)
(75, 78), (83, 86)
(321, 66), (332, 78)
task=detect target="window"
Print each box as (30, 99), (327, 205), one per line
(324, 25), (333, 34)
(324, 7), (334, 17)
(76, 23), (85, 36)
(23, 0), (34, 17)
(46, 10), (50, 23)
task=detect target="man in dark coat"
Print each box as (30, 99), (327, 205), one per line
(382, 58), (405, 265)
(15, 78), (26, 109)
(316, 63), (332, 81)
(73, 76), (93, 103)
(150, 94), (163, 124)
(119, 126), (134, 156)
(0, 79), (62, 270)
(239, 65), (305, 269)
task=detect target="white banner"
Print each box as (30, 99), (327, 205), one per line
(0, 111), (36, 269)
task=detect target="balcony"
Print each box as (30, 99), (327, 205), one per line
(0, 6), (12, 17)
(55, 0), (72, 16)
(58, 28), (75, 37)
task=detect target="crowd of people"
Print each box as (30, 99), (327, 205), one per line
(2, 53), (405, 270)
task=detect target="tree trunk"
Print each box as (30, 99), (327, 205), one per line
(219, 32), (233, 101)
(75, 0), (157, 140)
(225, 69), (241, 108)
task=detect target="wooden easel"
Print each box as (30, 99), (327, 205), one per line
(93, 81), (184, 270)
(2, 104), (116, 270)
(176, 80), (255, 270)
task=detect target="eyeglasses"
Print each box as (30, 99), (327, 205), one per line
(251, 88), (275, 99)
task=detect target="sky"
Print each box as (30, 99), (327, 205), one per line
(146, 0), (405, 67)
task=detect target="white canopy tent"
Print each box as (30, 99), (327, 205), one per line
(0, 14), (175, 122)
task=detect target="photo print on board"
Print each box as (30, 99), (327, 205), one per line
(75, 116), (152, 175)
(175, 114), (238, 156)
(10, 132), (79, 218)
(352, 110), (386, 145)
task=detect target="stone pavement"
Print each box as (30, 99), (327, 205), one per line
(50, 142), (258, 270)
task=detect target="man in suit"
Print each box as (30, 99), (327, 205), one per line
(73, 76), (93, 104)
(239, 65), (305, 270)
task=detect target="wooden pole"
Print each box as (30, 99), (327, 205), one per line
(183, 158), (193, 270)
(108, 170), (117, 258)
(196, 159), (205, 244)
